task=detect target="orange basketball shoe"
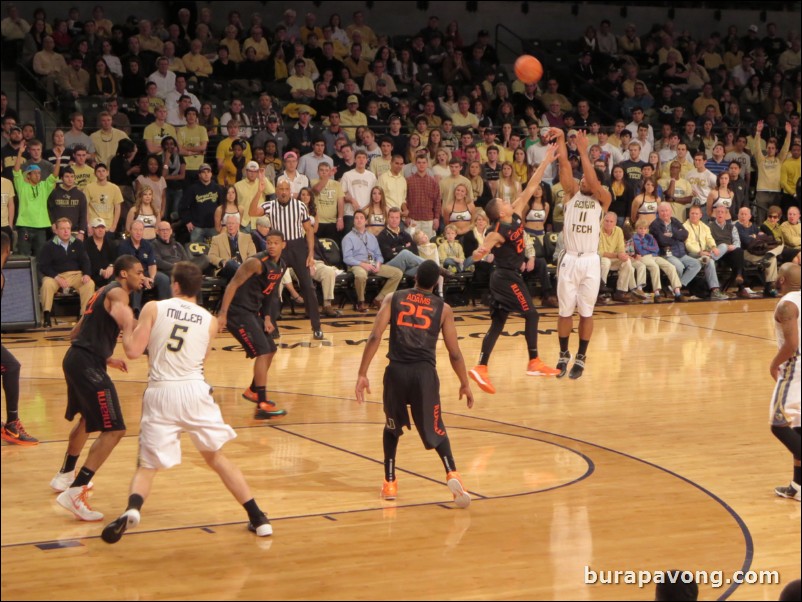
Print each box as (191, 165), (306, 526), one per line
(446, 471), (471, 509)
(381, 479), (398, 500)
(526, 357), (560, 376)
(469, 365), (496, 394)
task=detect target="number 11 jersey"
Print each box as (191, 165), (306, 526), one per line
(563, 190), (603, 254)
(147, 298), (212, 383)
(388, 288), (444, 366)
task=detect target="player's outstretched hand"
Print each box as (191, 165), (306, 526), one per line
(460, 384), (474, 409)
(575, 130), (590, 153)
(107, 358), (128, 373)
(355, 375), (370, 404)
(546, 127), (564, 142)
(264, 316), (275, 333)
(217, 311), (227, 332)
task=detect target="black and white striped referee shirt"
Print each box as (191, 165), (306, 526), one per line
(259, 197), (310, 241)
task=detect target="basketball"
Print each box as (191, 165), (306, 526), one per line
(514, 55), (543, 84)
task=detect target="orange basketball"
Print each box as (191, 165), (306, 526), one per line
(514, 55), (543, 85)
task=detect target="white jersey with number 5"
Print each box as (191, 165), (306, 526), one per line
(147, 298), (211, 383)
(562, 190), (603, 254)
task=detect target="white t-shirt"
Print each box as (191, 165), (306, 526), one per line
(340, 168), (377, 216)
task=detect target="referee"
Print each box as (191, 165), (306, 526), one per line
(249, 175), (324, 340)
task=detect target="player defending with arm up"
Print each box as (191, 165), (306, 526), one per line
(467, 145), (562, 395)
(101, 262), (274, 543)
(549, 128), (611, 379)
(217, 229), (289, 419)
(356, 260), (475, 507)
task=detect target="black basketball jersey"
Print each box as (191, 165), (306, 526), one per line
(491, 213), (526, 270)
(71, 281), (123, 360)
(388, 288), (444, 366)
(230, 252), (286, 314)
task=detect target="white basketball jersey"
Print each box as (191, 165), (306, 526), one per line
(776, 291), (802, 364)
(562, 190), (603, 255)
(147, 298), (212, 383)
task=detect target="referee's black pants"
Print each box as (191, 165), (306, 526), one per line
(279, 238), (321, 332)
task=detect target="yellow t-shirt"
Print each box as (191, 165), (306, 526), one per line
(177, 125), (210, 171)
(598, 226), (626, 255)
(72, 164), (97, 190)
(90, 129), (130, 165)
(311, 179), (343, 224)
(216, 138), (252, 166)
(143, 122), (177, 149)
(84, 181), (123, 225)
(234, 177), (275, 230)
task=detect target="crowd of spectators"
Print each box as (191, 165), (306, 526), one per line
(1, 4), (800, 320)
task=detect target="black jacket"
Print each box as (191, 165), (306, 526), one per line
(38, 236), (91, 278)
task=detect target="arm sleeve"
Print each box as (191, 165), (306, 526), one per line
(78, 243), (91, 275)
(38, 245), (58, 278)
(341, 235), (359, 266)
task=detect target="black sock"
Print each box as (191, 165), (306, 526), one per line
(435, 438), (456, 474)
(71, 466), (95, 488)
(1, 349), (20, 422)
(559, 336), (569, 353)
(242, 498), (263, 522)
(255, 386), (267, 404)
(60, 453), (80, 474)
(383, 429), (399, 482)
(478, 311), (508, 366)
(127, 494), (144, 512)
(524, 311), (539, 360)
(578, 339), (590, 356)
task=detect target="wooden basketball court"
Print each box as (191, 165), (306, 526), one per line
(1, 299), (800, 600)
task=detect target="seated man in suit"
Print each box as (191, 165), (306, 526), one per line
(38, 217), (96, 328)
(207, 213), (257, 281)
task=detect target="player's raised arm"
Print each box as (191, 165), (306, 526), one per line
(513, 144), (559, 217)
(122, 301), (158, 359)
(472, 230), (505, 262)
(440, 304), (474, 409)
(216, 257), (263, 330)
(356, 294), (393, 403)
(575, 130), (611, 210)
(549, 128), (578, 199)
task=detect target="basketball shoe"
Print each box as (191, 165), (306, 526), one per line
(469, 365), (496, 394)
(381, 478), (398, 500)
(56, 485), (103, 521)
(50, 470), (93, 493)
(526, 357), (560, 377)
(569, 353), (586, 379)
(248, 513), (273, 536)
(556, 351), (572, 378)
(1, 419), (39, 445)
(101, 509), (141, 544)
(446, 471), (471, 509)
(254, 402), (288, 420)
(775, 482), (801, 501)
